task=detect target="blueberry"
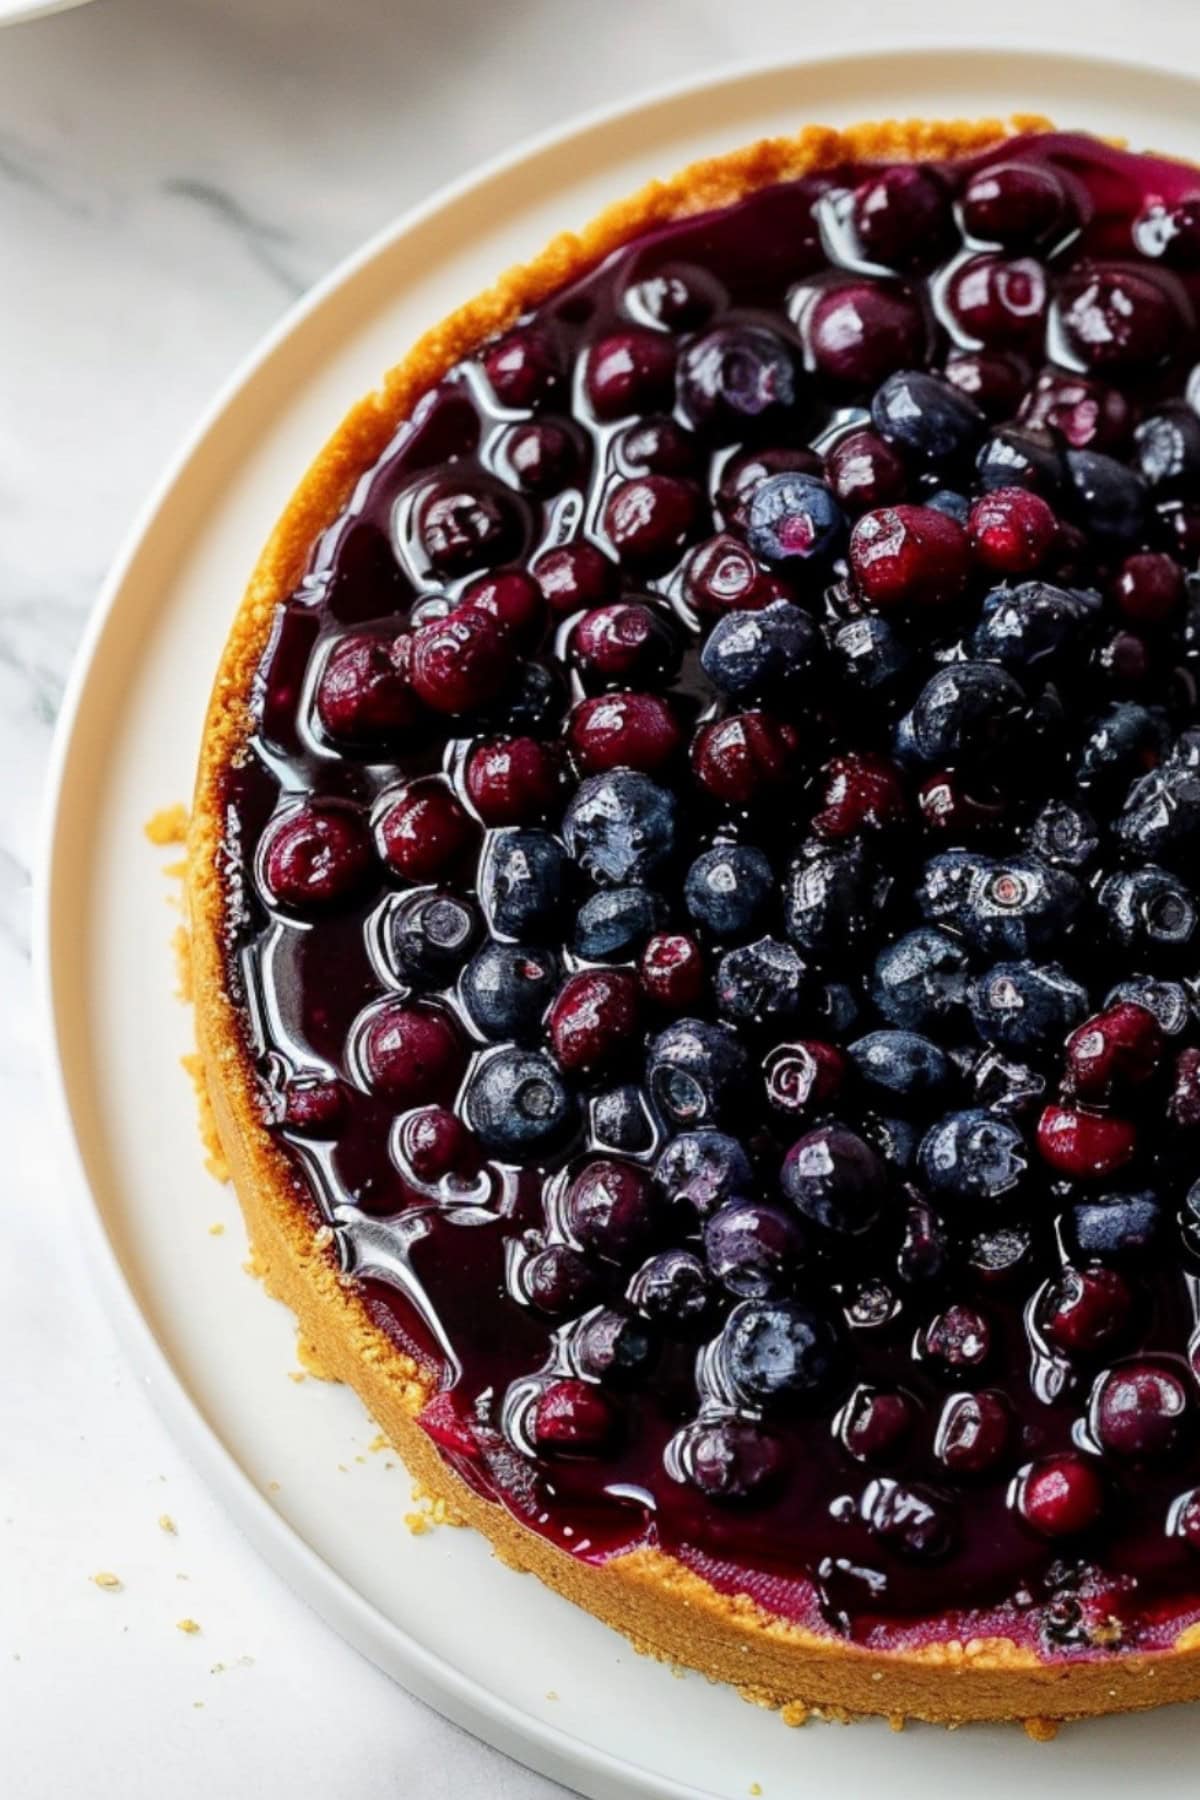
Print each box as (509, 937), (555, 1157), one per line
(915, 849), (990, 930)
(563, 769), (677, 887)
(871, 369), (986, 472)
(677, 324), (799, 439)
(871, 927), (970, 1032)
(959, 855), (1083, 959)
(479, 828), (567, 940)
(1028, 799), (1101, 871)
(570, 1307), (656, 1385)
(967, 959), (1088, 1054)
(700, 599), (823, 704)
(589, 1084), (660, 1156)
(1065, 448), (1148, 550)
(784, 839), (890, 956)
(715, 935), (808, 1025)
(976, 425), (1065, 496)
(1097, 864), (1198, 958)
(704, 1199), (806, 1298)
(646, 1018), (750, 1128)
(1116, 763), (1200, 869)
(627, 1247), (712, 1328)
(970, 580), (1099, 671)
(574, 885), (667, 960)
(463, 1047), (578, 1156)
(781, 1122), (889, 1234)
(654, 1129), (753, 1217)
(684, 844), (773, 940)
(460, 940), (559, 1041)
(828, 612), (912, 696)
(1133, 404), (1200, 497)
(1070, 1190), (1163, 1261)
(721, 1298), (842, 1404)
(1105, 976), (1194, 1036)
(917, 1108), (1029, 1205)
(1075, 703), (1168, 794)
(848, 1030), (954, 1104)
(387, 889), (478, 987)
(747, 471), (846, 570)
(907, 661), (1030, 768)
(925, 487), (970, 524)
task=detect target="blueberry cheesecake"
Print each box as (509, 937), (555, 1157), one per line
(189, 117), (1200, 1727)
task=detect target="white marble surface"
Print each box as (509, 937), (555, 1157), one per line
(7, 4), (1200, 1796)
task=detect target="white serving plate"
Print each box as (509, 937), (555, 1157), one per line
(0, 0), (94, 25)
(39, 46), (1200, 1799)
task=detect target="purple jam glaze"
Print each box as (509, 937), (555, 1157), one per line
(218, 133), (1200, 1656)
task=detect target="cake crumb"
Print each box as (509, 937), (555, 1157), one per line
(1023, 1716), (1059, 1743)
(887, 1713), (906, 1733)
(405, 1511), (431, 1536)
(545, 1689), (559, 1703)
(193, 1701), (204, 1709)
(780, 1701), (808, 1728)
(91, 1571), (122, 1592)
(176, 1619), (201, 1635)
(749, 1784), (762, 1796)
(368, 1433), (388, 1454)
(144, 803), (188, 846)
(208, 1222), (225, 1238)
(158, 1514), (177, 1535)
(287, 1371), (306, 1384)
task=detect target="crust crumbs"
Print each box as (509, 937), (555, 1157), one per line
(176, 1618), (202, 1635)
(91, 1571), (122, 1591)
(158, 1514), (177, 1535)
(184, 112), (1200, 1728)
(144, 803), (188, 846)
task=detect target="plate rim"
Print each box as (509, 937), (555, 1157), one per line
(34, 41), (1200, 1798)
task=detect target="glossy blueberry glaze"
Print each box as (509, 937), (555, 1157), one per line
(219, 133), (1200, 1655)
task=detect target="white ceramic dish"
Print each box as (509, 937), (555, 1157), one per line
(39, 45), (1200, 1799)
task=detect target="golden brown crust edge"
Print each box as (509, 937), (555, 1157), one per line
(187, 114), (1200, 1728)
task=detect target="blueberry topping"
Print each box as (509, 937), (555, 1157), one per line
(234, 131), (1200, 1644)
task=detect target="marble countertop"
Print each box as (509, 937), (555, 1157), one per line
(6, 3), (1200, 1795)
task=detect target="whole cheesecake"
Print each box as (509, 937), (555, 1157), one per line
(188, 117), (1200, 1728)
